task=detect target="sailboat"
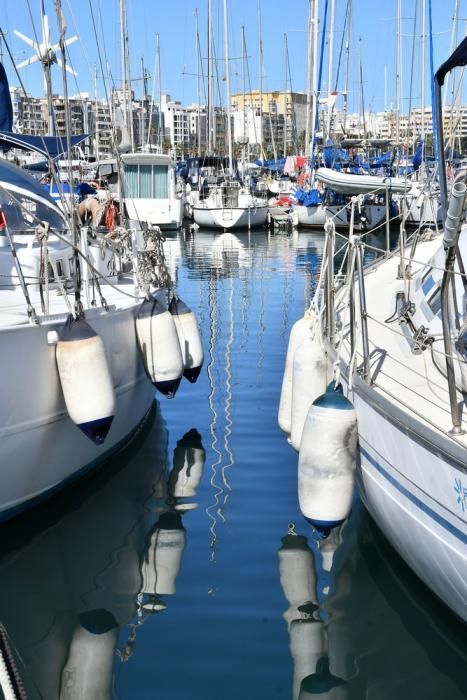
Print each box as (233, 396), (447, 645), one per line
(290, 39), (467, 622)
(0, 5), (201, 522)
(192, 0), (268, 231)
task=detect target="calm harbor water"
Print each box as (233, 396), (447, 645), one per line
(0, 227), (465, 700)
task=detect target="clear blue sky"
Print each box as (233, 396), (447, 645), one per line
(0, 0), (464, 115)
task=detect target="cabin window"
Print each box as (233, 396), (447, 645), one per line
(422, 273), (435, 296)
(0, 189), (66, 234)
(124, 164), (168, 199)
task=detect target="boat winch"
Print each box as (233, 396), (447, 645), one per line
(136, 295), (184, 398)
(55, 315), (116, 444)
(298, 382), (358, 528)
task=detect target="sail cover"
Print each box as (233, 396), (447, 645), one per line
(435, 36), (467, 86)
(0, 63), (13, 133)
(0, 132), (88, 158)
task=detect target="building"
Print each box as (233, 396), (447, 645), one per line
(231, 90), (309, 154)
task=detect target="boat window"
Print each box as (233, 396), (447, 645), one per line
(428, 286), (441, 317)
(421, 266), (432, 283)
(0, 189), (66, 234)
(422, 273), (436, 296)
(124, 164), (168, 199)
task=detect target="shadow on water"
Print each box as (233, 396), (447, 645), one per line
(279, 501), (467, 700)
(0, 402), (207, 699)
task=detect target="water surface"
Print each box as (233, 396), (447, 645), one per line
(0, 227), (465, 700)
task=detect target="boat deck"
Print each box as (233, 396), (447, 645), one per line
(0, 274), (141, 329)
(337, 237), (467, 452)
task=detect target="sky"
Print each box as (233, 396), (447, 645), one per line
(0, 0), (465, 116)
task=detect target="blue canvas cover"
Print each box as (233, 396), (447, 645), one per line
(0, 132), (88, 159)
(0, 63), (12, 133)
(294, 188), (321, 207)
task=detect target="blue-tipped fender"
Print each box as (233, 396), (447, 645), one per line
(136, 295), (183, 398)
(55, 315), (115, 444)
(298, 382), (358, 528)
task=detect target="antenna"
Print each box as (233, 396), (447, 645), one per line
(14, 0), (78, 135)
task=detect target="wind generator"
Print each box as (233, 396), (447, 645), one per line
(14, 0), (78, 135)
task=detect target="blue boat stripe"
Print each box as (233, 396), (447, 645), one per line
(360, 446), (467, 545)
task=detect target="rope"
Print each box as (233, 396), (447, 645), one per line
(36, 221), (51, 315)
(0, 623), (26, 700)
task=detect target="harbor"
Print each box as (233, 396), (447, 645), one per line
(0, 0), (465, 697)
(0, 227), (465, 699)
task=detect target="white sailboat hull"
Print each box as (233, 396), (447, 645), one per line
(193, 204), (268, 229)
(343, 377), (467, 621)
(296, 203), (387, 230)
(0, 306), (154, 519)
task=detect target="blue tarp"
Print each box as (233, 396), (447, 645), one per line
(412, 140), (423, 171)
(255, 158), (286, 172)
(323, 145), (348, 168)
(0, 132), (88, 159)
(294, 188), (322, 207)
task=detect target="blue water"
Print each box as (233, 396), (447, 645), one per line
(0, 228), (465, 700)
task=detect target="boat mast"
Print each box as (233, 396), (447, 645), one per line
(241, 25), (247, 164)
(309, 0), (319, 162)
(94, 64), (99, 162)
(207, 0), (214, 154)
(326, 0), (335, 140)
(156, 33), (162, 150)
(395, 0), (402, 145)
(304, 0), (314, 157)
(443, 0), (459, 108)
(421, 0), (426, 146)
(223, 0), (233, 174)
(343, 0), (351, 134)
(195, 8), (202, 154)
(119, 0), (134, 150)
(257, 0), (264, 160)
(140, 56), (146, 149)
(283, 33), (288, 157)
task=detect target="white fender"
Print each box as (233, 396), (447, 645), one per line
(56, 315), (115, 444)
(140, 512), (186, 603)
(298, 383), (357, 527)
(278, 312), (314, 433)
(169, 297), (204, 383)
(291, 335), (327, 451)
(169, 428), (205, 502)
(136, 296), (183, 398)
(60, 609), (118, 700)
